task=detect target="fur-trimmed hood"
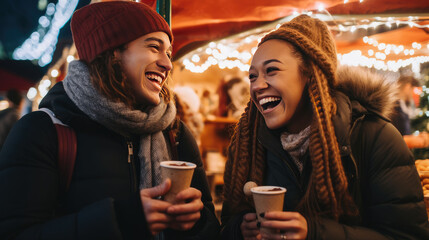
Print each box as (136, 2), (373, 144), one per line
(335, 66), (398, 119)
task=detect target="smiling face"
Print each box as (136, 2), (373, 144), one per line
(116, 32), (172, 106)
(249, 39), (312, 131)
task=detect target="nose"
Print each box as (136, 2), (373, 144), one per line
(157, 53), (172, 72)
(251, 76), (269, 93)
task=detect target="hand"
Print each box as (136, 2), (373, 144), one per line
(240, 212), (261, 240)
(140, 179), (173, 235)
(260, 211), (307, 240)
(166, 187), (204, 231)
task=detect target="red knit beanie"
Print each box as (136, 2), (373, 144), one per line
(71, 1), (173, 63)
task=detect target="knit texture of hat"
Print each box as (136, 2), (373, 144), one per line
(71, 1), (173, 63)
(260, 14), (337, 87)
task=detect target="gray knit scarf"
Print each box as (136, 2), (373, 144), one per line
(280, 125), (311, 173)
(63, 60), (176, 190)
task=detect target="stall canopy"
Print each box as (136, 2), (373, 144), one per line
(171, 0), (429, 57)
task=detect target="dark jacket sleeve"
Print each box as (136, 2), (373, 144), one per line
(0, 111), (150, 240)
(0, 108), (19, 149)
(310, 118), (429, 239)
(164, 122), (220, 239)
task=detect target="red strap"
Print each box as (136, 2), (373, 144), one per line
(55, 124), (77, 195)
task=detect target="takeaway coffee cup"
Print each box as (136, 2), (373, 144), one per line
(251, 186), (287, 234)
(160, 161), (196, 203)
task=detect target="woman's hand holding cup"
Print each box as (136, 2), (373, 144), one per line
(166, 187), (204, 231)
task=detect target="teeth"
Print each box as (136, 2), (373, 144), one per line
(146, 73), (163, 84)
(259, 97), (281, 106)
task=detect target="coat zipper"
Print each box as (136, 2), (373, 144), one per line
(127, 141), (138, 191)
(127, 141), (133, 163)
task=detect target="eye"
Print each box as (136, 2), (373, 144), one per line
(149, 44), (160, 51)
(166, 52), (172, 60)
(248, 73), (257, 82)
(266, 67), (278, 74)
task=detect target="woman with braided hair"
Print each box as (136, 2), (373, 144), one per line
(221, 14), (429, 240)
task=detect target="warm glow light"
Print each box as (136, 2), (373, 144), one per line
(338, 52), (429, 72)
(334, 18), (429, 33)
(179, 16), (428, 74)
(0, 100), (9, 111)
(27, 87), (37, 100)
(191, 54), (200, 63)
(50, 69), (59, 77)
(66, 55), (74, 63)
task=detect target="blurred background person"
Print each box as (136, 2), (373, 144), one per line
(390, 76), (429, 149)
(174, 86), (204, 146)
(200, 89), (217, 118)
(391, 75), (420, 136)
(217, 77), (250, 119)
(0, 89), (24, 150)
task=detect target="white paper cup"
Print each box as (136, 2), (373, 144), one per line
(251, 186), (286, 234)
(160, 161), (196, 203)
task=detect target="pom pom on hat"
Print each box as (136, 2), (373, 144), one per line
(71, 1), (173, 63)
(260, 15), (337, 87)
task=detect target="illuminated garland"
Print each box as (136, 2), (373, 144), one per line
(335, 17), (429, 32)
(179, 1), (428, 74)
(13, 0), (79, 67)
(337, 50), (429, 72)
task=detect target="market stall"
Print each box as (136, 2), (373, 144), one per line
(18, 0), (429, 216)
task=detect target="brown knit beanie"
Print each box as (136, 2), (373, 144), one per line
(260, 14), (337, 87)
(71, 1), (173, 63)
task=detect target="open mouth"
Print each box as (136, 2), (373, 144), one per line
(259, 97), (281, 111)
(146, 72), (163, 85)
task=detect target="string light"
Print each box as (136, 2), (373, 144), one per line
(362, 36), (425, 57)
(66, 55), (75, 63)
(332, 17), (429, 33)
(338, 51), (429, 72)
(12, 0), (79, 67)
(50, 69), (59, 77)
(182, 30), (428, 74)
(181, 35), (259, 73)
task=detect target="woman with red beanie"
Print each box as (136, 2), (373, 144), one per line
(221, 15), (429, 239)
(0, 1), (219, 239)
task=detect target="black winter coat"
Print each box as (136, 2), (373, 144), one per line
(0, 82), (220, 239)
(221, 67), (429, 239)
(0, 107), (20, 150)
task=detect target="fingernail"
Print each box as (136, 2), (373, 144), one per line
(259, 212), (265, 218)
(257, 222), (261, 228)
